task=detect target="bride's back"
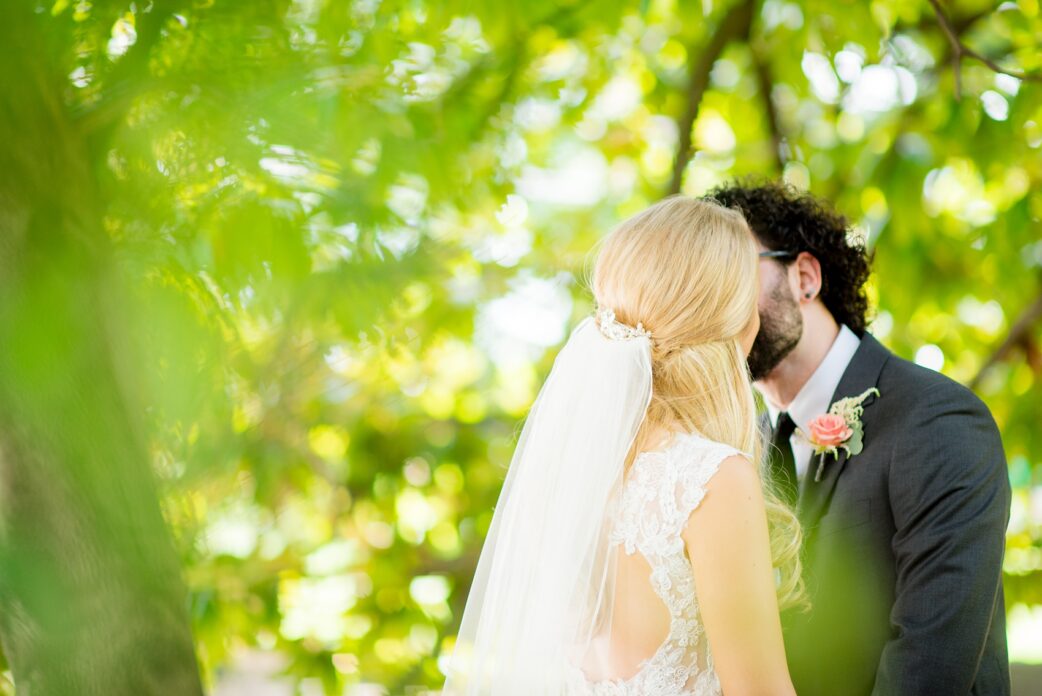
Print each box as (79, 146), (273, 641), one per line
(572, 430), (748, 693)
(591, 531), (670, 680)
(583, 430), (678, 680)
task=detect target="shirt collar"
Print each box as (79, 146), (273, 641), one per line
(763, 324), (861, 431)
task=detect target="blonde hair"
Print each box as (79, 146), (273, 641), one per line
(591, 195), (805, 611)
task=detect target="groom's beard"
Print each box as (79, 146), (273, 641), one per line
(747, 282), (803, 381)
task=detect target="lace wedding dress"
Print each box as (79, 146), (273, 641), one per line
(564, 430), (745, 695)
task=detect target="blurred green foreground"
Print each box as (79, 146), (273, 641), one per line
(0, 1), (1040, 694)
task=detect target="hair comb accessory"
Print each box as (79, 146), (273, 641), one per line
(595, 307), (652, 341)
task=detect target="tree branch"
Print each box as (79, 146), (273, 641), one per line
(751, 43), (785, 173)
(927, 0), (1041, 100)
(900, 6), (991, 36)
(668, 0), (755, 195)
(73, 1), (183, 140)
(969, 289), (1042, 391)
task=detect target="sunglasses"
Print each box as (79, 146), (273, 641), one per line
(759, 249), (798, 260)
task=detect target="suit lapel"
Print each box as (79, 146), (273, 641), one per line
(797, 331), (889, 530)
(799, 448), (849, 529)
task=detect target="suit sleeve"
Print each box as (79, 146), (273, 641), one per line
(872, 379), (1010, 695)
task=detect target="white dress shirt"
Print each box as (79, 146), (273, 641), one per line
(761, 324), (862, 480)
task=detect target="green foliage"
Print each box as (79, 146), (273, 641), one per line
(6, 0), (1042, 691)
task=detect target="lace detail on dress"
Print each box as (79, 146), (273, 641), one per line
(565, 431), (746, 695)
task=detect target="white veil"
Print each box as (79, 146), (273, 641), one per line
(442, 310), (654, 695)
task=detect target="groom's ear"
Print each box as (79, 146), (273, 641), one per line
(791, 251), (823, 304)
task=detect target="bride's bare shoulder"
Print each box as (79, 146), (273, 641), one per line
(706, 453), (759, 492)
(680, 453), (765, 543)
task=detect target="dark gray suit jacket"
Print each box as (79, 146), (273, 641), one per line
(773, 330), (1011, 696)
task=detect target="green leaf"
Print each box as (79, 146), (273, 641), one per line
(845, 428), (864, 456)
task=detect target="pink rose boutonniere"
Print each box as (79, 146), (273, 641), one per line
(800, 387), (880, 482)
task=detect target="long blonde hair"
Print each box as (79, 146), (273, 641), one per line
(591, 195), (805, 611)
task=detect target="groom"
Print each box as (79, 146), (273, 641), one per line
(708, 181), (1011, 696)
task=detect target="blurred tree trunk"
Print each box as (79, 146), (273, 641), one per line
(0, 5), (204, 694)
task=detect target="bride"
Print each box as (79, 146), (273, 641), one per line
(441, 196), (804, 695)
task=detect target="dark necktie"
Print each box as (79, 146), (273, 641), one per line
(769, 412), (799, 507)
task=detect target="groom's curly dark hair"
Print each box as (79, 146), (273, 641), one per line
(705, 178), (872, 333)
